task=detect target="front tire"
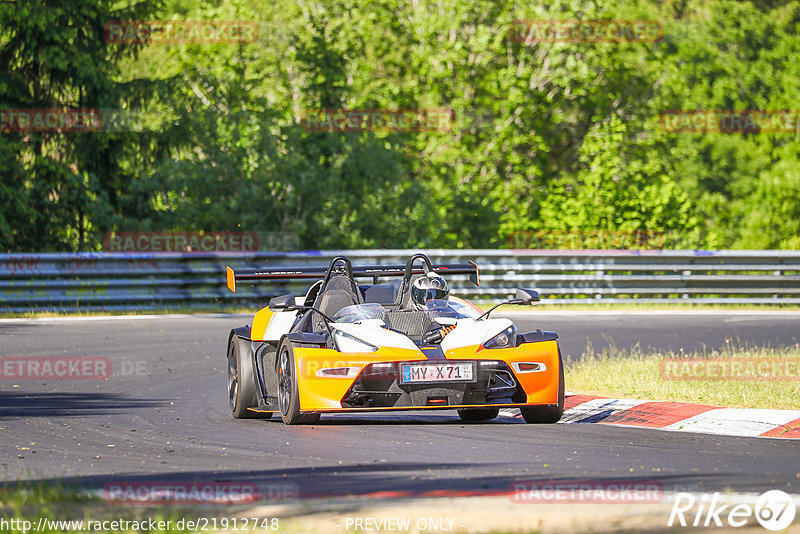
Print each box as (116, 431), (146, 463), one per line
(277, 339), (305, 425)
(228, 335), (269, 419)
(457, 407), (500, 422)
(520, 350), (565, 424)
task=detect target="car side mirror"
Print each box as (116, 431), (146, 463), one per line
(477, 288), (541, 320)
(515, 288), (540, 304)
(268, 293), (296, 311)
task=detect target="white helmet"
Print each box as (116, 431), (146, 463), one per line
(411, 272), (449, 310)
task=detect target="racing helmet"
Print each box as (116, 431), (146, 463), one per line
(411, 272), (449, 310)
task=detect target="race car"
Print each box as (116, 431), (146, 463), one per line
(224, 253), (564, 425)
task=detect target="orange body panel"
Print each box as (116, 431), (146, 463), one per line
(293, 340), (561, 412)
(472, 340), (561, 404)
(251, 307), (274, 341)
(294, 347), (421, 411)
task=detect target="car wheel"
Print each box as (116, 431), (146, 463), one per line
(520, 350), (565, 424)
(277, 339), (305, 425)
(228, 335), (270, 419)
(457, 407), (500, 422)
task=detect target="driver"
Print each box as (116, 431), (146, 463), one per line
(410, 272), (449, 310)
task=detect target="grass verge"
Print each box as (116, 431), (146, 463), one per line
(0, 482), (203, 533)
(565, 343), (800, 409)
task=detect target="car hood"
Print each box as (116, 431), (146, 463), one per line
(329, 317), (514, 352)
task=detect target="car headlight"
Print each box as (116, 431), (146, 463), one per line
(333, 330), (379, 353)
(483, 325), (516, 349)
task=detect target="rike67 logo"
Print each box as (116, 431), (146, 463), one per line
(669, 490), (796, 531)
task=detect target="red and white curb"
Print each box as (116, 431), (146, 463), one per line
(500, 394), (800, 439)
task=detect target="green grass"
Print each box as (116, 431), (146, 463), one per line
(0, 482), (199, 533)
(0, 480), (90, 507)
(565, 343), (800, 409)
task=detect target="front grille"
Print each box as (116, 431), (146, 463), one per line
(340, 360), (526, 408)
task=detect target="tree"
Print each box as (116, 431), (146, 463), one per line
(0, 0), (162, 251)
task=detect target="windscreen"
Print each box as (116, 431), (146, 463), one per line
(331, 303), (387, 323)
(423, 299), (481, 320)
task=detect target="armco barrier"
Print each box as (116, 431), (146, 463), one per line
(2, 250), (800, 312)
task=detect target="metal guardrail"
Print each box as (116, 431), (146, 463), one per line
(2, 250), (800, 312)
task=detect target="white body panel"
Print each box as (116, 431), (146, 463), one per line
(440, 318), (513, 352)
(329, 317), (513, 352)
(264, 309), (300, 341)
(261, 296), (513, 351)
(331, 321), (419, 351)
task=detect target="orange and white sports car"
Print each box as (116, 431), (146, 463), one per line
(225, 254), (563, 424)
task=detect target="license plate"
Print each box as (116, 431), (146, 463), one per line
(400, 362), (475, 383)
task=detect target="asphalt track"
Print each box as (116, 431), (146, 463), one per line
(1, 312), (799, 501)
(508, 310), (800, 359)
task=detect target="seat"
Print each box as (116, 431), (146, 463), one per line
(317, 289), (358, 319)
(398, 274), (423, 309)
(309, 273), (362, 331)
(360, 279), (401, 305)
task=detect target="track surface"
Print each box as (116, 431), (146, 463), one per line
(508, 310), (800, 359)
(1, 312), (799, 498)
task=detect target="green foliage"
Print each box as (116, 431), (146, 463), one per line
(1, 0), (799, 251)
(0, 0), (163, 251)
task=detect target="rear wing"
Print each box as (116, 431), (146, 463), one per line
(226, 256), (479, 292)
